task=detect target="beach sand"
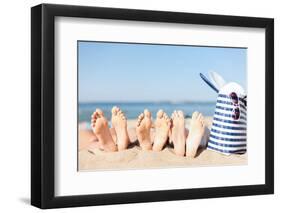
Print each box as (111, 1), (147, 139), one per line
(78, 117), (247, 171)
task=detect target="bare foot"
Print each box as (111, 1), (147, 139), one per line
(153, 109), (171, 151)
(91, 109), (117, 152)
(186, 111), (205, 158)
(136, 109), (152, 150)
(170, 110), (187, 156)
(111, 106), (130, 151)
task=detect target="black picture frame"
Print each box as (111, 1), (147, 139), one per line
(31, 3), (274, 209)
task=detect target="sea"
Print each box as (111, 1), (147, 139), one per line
(79, 102), (216, 124)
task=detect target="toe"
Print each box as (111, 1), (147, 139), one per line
(91, 117), (96, 127)
(91, 113), (95, 120)
(144, 109), (151, 118)
(92, 111), (98, 120)
(111, 106), (118, 115)
(165, 115), (170, 122)
(200, 115), (205, 125)
(138, 113), (144, 121)
(117, 110), (123, 116)
(178, 110), (184, 118)
(192, 111), (199, 119)
(197, 113), (203, 121)
(137, 113), (144, 126)
(157, 109), (164, 118)
(96, 108), (104, 117)
(139, 113), (144, 118)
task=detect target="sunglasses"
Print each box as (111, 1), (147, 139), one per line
(229, 92), (240, 120)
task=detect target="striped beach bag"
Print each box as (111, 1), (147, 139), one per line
(200, 72), (247, 155)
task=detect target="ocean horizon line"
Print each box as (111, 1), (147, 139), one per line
(78, 101), (217, 121)
(79, 100), (216, 104)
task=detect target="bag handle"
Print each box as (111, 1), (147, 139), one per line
(200, 73), (219, 93)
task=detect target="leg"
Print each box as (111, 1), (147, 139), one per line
(185, 111), (206, 158)
(111, 106), (130, 150)
(78, 129), (98, 151)
(153, 109), (171, 151)
(170, 110), (188, 156)
(136, 109), (153, 150)
(91, 109), (117, 152)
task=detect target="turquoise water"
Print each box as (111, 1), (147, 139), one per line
(79, 102), (216, 123)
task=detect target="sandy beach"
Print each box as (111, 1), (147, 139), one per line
(78, 117), (247, 171)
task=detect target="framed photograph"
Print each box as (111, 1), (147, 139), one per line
(31, 3), (274, 209)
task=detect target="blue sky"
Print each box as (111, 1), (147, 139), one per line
(78, 41), (246, 102)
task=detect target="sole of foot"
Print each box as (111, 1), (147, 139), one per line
(136, 109), (153, 150)
(91, 108), (117, 152)
(153, 109), (171, 151)
(170, 110), (187, 157)
(185, 111), (205, 158)
(111, 106), (130, 151)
